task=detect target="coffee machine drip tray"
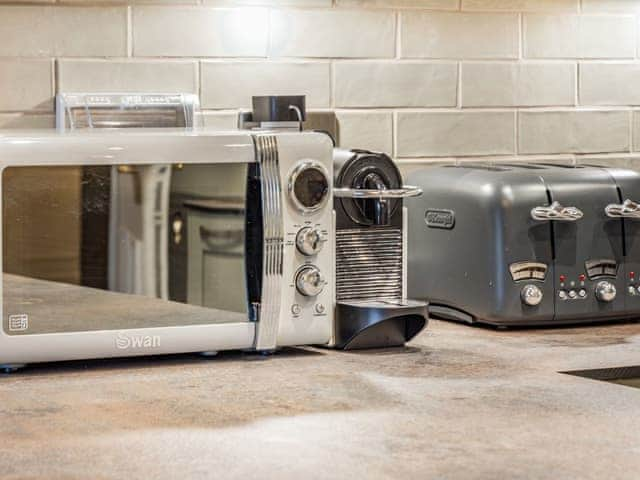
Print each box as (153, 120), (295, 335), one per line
(334, 299), (428, 350)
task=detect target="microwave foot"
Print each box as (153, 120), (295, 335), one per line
(1, 364), (25, 374)
(199, 351), (219, 358)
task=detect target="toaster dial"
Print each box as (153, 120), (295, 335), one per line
(595, 281), (617, 303)
(295, 265), (326, 297)
(296, 227), (326, 256)
(520, 284), (543, 306)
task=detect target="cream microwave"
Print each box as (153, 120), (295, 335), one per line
(0, 129), (334, 371)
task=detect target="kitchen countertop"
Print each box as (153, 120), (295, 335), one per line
(1, 319), (639, 479)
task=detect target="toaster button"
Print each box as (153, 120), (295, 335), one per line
(568, 290), (577, 299)
(578, 289), (587, 298)
(558, 290), (568, 300)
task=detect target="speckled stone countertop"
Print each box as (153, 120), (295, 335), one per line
(1, 319), (639, 479)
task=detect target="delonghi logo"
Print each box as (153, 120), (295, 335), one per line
(425, 209), (455, 229)
(115, 332), (161, 350)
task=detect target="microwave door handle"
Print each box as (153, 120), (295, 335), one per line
(333, 185), (423, 199)
(605, 199), (640, 218)
(531, 201), (584, 221)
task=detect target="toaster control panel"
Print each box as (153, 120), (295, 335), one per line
(557, 273), (588, 301)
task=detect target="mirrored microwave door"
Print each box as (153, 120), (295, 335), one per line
(3, 164), (250, 336)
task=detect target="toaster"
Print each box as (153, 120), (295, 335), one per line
(406, 163), (640, 327)
(330, 149), (428, 348)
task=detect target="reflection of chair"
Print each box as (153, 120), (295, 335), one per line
(108, 165), (171, 299)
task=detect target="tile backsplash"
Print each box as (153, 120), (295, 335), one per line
(2, 0), (640, 167)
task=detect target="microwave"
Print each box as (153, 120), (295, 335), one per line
(0, 129), (334, 371)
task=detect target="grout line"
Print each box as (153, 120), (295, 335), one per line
(127, 6), (133, 58)
(456, 62), (462, 108)
(395, 10), (401, 59)
(518, 13), (523, 60)
(575, 62), (580, 106)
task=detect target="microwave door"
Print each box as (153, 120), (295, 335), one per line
(2, 163), (253, 339)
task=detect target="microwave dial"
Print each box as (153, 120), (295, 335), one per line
(288, 161), (330, 214)
(296, 227), (326, 256)
(295, 265), (326, 297)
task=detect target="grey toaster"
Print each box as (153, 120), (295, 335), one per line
(406, 163), (640, 326)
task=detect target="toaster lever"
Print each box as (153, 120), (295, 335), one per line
(531, 201), (583, 222)
(605, 199), (640, 218)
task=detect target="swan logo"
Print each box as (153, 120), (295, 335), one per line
(115, 332), (161, 350)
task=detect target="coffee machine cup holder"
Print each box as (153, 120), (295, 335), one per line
(333, 299), (428, 350)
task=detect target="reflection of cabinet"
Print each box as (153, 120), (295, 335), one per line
(186, 207), (246, 313)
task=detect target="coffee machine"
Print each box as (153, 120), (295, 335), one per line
(241, 95), (428, 349)
(330, 149), (428, 349)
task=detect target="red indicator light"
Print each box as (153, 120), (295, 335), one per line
(631, 272), (636, 279)
(579, 274), (586, 282)
(559, 275), (566, 282)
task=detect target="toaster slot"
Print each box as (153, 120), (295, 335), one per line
(540, 168), (625, 321)
(602, 167), (640, 315)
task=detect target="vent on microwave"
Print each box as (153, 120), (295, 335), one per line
(509, 262), (547, 282)
(336, 228), (403, 301)
(585, 259), (618, 279)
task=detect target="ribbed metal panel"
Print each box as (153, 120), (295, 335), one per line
(336, 228), (403, 301)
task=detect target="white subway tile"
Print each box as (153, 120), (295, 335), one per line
(580, 63), (640, 106)
(335, 62), (457, 108)
(396, 111), (516, 157)
(524, 14), (635, 58)
(0, 113), (54, 128)
(519, 110), (630, 154)
(270, 9), (395, 58)
(201, 62), (330, 109)
(0, 59), (53, 112)
(198, 111), (239, 129)
(401, 12), (519, 59)
(338, 0), (458, 8)
(336, 111), (393, 153)
(57, 59), (197, 94)
(62, 0), (198, 4)
(0, 6), (127, 57)
(462, 0), (577, 11)
(633, 111), (640, 151)
(581, 0), (640, 12)
(205, 0), (329, 4)
(461, 62), (575, 107)
(133, 7), (269, 57)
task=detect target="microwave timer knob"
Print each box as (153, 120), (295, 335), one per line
(295, 265), (326, 297)
(595, 281), (617, 303)
(521, 284), (543, 306)
(296, 227), (326, 256)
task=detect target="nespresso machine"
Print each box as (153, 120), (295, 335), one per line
(331, 149), (427, 348)
(241, 95), (429, 349)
